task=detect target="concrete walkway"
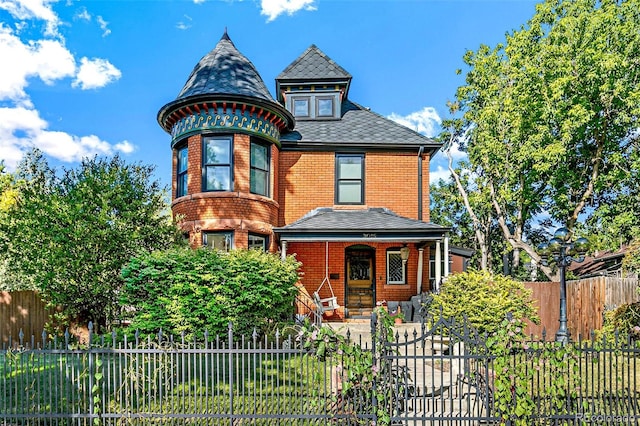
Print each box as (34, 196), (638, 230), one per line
(325, 322), (489, 425)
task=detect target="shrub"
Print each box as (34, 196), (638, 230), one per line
(599, 302), (640, 341)
(120, 247), (301, 339)
(426, 269), (539, 335)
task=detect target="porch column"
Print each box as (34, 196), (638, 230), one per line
(281, 240), (288, 261)
(417, 247), (424, 295)
(444, 235), (450, 279)
(435, 240), (442, 292)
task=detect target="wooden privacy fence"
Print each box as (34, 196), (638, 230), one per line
(2, 277), (638, 344)
(524, 276), (640, 339)
(0, 291), (48, 344)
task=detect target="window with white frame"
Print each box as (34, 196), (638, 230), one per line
(387, 249), (406, 284)
(203, 136), (232, 191)
(203, 231), (233, 252)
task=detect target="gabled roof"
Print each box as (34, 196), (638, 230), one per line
(175, 31), (275, 103)
(276, 45), (352, 101)
(274, 208), (449, 242)
(277, 44), (352, 81)
(280, 100), (440, 151)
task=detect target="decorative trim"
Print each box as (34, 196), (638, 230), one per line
(169, 102), (286, 145)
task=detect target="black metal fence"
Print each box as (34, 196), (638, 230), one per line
(2, 318), (640, 425)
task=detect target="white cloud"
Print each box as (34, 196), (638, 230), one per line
(96, 16), (111, 37)
(75, 7), (91, 21)
(0, 0), (59, 36)
(193, 0), (205, 4)
(260, 0), (316, 22)
(176, 15), (193, 30)
(114, 140), (135, 154)
(72, 57), (121, 90)
(0, 106), (135, 169)
(0, 1), (131, 170)
(429, 165), (451, 184)
(73, 7), (110, 37)
(444, 139), (466, 161)
(387, 106), (442, 138)
(0, 25), (75, 101)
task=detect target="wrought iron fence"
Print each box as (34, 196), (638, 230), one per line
(2, 318), (640, 425)
(1, 324), (364, 425)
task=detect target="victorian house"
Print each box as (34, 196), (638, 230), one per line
(157, 31), (456, 320)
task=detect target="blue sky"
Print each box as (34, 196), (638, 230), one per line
(0, 0), (539, 189)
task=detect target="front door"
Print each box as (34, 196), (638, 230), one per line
(346, 247), (375, 309)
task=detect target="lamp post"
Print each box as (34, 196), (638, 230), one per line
(537, 227), (589, 344)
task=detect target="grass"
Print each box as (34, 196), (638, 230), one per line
(1, 348), (347, 425)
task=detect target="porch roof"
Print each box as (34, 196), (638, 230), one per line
(273, 207), (449, 242)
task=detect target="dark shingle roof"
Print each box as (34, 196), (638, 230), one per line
(275, 208), (448, 233)
(281, 100), (438, 147)
(277, 45), (351, 81)
(176, 31), (275, 103)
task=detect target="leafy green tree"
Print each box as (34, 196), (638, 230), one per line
(429, 162), (496, 271)
(120, 247), (301, 339)
(1, 149), (182, 328)
(444, 0), (640, 280)
(0, 163), (28, 291)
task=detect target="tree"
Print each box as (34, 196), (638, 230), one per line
(434, 118), (505, 271)
(444, 0), (640, 280)
(1, 149), (182, 328)
(0, 163), (28, 291)
(120, 247), (301, 339)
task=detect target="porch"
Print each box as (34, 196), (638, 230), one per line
(274, 207), (453, 322)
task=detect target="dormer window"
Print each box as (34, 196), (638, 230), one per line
(317, 97), (334, 117)
(293, 97), (310, 117)
(287, 91), (340, 120)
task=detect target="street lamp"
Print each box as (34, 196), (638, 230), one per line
(537, 227), (589, 344)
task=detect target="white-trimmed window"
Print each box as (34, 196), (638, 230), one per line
(387, 249), (406, 284)
(203, 231), (233, 252)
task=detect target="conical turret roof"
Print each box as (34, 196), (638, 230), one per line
(176, 31), (275, 103)
(157, 31), (294, 139)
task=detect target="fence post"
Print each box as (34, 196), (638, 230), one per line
(370, 312), (378, 424)
(228, 321), (234, 426)
(88, 322), (95, 423)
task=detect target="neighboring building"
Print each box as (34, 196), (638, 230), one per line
(569, 246), (634, 278)
(157, 31), (455, 320)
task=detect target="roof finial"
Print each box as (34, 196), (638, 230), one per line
(221, 27), (230, 41)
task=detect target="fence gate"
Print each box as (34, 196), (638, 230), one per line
(374, 314), (499, 425)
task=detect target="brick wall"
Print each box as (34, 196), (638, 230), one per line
(278, 151), (335, 225)
(171, 133), (280, 249)
(278, 151), (430, 224)
(288, 241), (427, 310)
